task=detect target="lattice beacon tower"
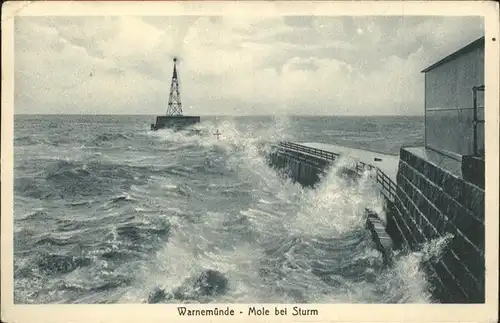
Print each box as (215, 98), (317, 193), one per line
(151, 57), (201, 131)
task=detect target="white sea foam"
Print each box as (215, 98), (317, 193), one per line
(124, 120), (438, 304)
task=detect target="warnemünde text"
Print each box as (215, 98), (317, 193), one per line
(177, 306), (319, 316)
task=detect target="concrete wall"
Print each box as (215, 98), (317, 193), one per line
(424, 45), (484, 157)
(388, 147), (485, 303)
(268, 149), (330, 187)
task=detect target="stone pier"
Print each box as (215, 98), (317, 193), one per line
(268, 141), (485, 304)
(389, 147), (485, 303)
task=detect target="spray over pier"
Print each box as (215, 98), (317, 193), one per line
(268, 37), (486, 303)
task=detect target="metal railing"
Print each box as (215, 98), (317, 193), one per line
(276, 141), (397, 202)
(376, 168), (398, 202)
(277, 141), (340, 161)
(354, 160), (397, 202)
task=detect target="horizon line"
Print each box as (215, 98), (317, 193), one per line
(13, 113), (424, 117)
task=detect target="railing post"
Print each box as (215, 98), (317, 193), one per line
(473, 86), (478, 157)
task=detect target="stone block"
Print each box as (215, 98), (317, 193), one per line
(434, 212), (448, 235)
(400, 148), (420, 169)
(450, 207), (484, 250)
(423, 262), (448, 302)
(443, 173), (464, 203)
(421, 200), (437, 232)
(425, 161), (438, 183)
(462, 155), (485, 189)
(430, 260), (468, 303)
(398, 172), (439, 241)
(449, 233), (484, 282)
(392, 197), (415, 249)
(397, 185), (426, 247)
(440, 249), (483, 302)
(459, 183), (485, 220)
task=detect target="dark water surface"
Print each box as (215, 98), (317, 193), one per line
(14, 115), (440, 304)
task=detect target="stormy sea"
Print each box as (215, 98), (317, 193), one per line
(14, 114), (444, 304)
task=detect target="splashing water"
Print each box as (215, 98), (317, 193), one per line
(13, 115), (436, 304)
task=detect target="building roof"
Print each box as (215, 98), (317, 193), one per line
(421, 36), (485, 73)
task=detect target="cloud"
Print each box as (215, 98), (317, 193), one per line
(14, 15), (484, 115)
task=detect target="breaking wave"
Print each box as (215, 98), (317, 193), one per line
(14, 116), (443, 304)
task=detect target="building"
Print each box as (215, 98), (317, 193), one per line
(421, 36), (485, 187)
(389, 37), (486, 303)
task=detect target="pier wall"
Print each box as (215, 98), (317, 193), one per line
(268, 147), (331, 187)
(389, 148), (485, 303)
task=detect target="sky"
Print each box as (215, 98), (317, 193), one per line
(14, 15), (484, 116)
